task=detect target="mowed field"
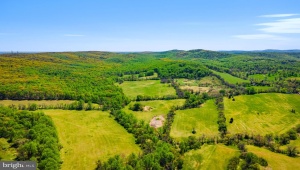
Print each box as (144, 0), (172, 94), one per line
(44, 110), (141, 170)
(247, 145), (300, 170)
(123, 99), (185, 122)
(225, 93), (300, 135)
(211, 70), (249, 84)
(117, 80), (176, 99)
(183, 144), (239, 170)
(170, 100), (219, 139)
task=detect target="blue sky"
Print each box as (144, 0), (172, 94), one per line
(1, 0), (300, 51)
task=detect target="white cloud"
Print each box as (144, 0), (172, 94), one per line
(258, 18), (300, 33)
(64, 34), (84, 37)
(259, 14), (298, 18)
(234, 34), (286, 40)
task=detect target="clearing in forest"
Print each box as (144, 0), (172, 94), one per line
(123, 99), (185, 122)
(225, 93), (300, 135)
(170, 100), (219, 139)
(44, 110), (141, 170)
(0, 100), (74, 107)
(247, 145), (300, 169)
(175, 76), (225, 96)
(117, 80), (176, 99)
(211, 70), (249, 84)
(183, 144), (239, 170)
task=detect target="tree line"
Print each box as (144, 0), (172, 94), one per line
(0, 106), (61, 169)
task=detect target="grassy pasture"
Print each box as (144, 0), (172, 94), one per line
(117, 80), (176, 99)
(183, 144), (239, 170)
(170, 100), (219, 139)
(44, 110), (141, 170)
(248, 74), (277, 81)
(286, 77), (300, 80)
(123, 99), (185, 122)
(175, 79), (199, 86)
(198, 76), (223, 86)
(250, 86), (273, 92)
(175, 76), (224, 95)
(225, 93), (300, 135)
(0, 100), (74, 107)
(211, 70), (249, 84)
(247, 145), (300, 170)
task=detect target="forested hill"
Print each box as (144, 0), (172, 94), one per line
(1, 50), (299, 110)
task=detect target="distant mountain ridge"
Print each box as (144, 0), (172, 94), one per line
(220, 49), (300, 54)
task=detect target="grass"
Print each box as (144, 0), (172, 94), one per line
(250, 86), (273, 92)
(0, 100), (74, 107)
(198, 76), (223, 86)
(183, 144), (239, 170)
(175, 76), (224, 95)
(44, 110), (141, 170)
(211, 70), (249, 84)
(280, 138), (300, 151)
(248, 74), (277, 81)
(123, 99), (185, 123)
(122, 73), (158, 80)
(225, 93), (300, 135)
(170, 100), (219, 139)
(247, 145), (300, 170)
(117, 80), (176, 99)
(175, 79), (199, 86)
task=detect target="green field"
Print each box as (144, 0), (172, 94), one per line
(211, 70), (249, 84)
(183, 144), (239, 170)
(0, 100), (74, 107)
(123, 99), (185, 122)
(280, 138), (300, 151)
(175, 79), (200, 86)
(225, 93), (300, 135)
(247, 145), (300, 170)
(170, 100), (219, 139)
(44, 110), (141, 170)
(250, 86), (273, 92)
(117, 80), (176, 99)
(248, 74), (277, 81)
(175, 76), (225, 96)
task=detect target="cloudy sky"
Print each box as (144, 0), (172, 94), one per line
(0, 0), (300, 51)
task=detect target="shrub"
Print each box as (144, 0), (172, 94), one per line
(129, 103), (143, 111)
(227, 156), (240, 170)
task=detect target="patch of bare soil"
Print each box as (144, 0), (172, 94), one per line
(143, 106), (153, 112)
(149, 115), (165, 128)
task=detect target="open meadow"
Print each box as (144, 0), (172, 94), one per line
(183, 144), (239, 170)
(225, 93), (300, 135)
(117, 80), (176, 99)
(0, 100), (74, 107)
(211, 70), (249, 84)
(123, 99), (185, 122)
(170, 100), (219, 139)
(175, 76), (225, 95)
(247, 145), (300, 170)
(44, 110), (141, 170)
